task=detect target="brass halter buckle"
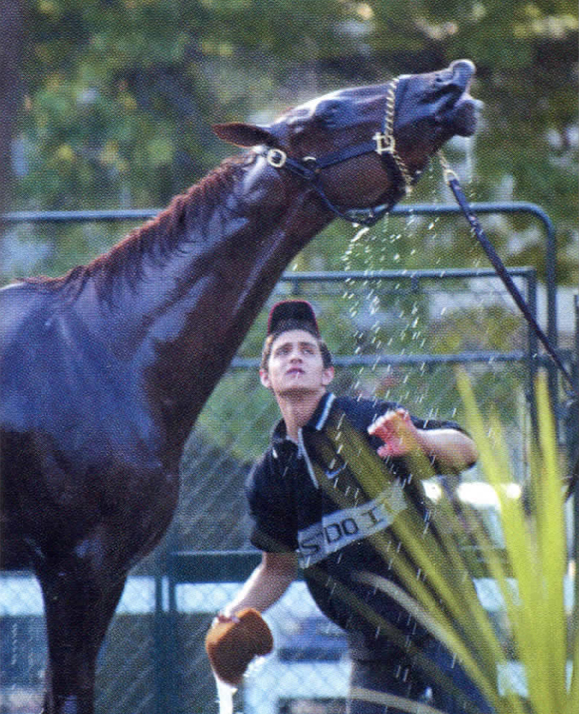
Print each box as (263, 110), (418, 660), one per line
(373, 132), (396, 155)
(266, 148), (287, 168)
(373, 78), (414, 195)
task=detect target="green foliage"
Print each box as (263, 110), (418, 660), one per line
(5, 0), (578, 285)
(452, 371), (575, 713)
(330, 371), (575, 713)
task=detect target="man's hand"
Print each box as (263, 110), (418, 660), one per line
(368, 408), (421, 458)
(369, 409), (478, 472)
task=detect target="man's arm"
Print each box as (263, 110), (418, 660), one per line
(368, 408), (478, 473)
(219, 551), (298, 620)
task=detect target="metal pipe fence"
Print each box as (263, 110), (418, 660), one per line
(1, 204), (575, 714)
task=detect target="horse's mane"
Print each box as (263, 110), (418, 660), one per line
(23, 155), (250, 301)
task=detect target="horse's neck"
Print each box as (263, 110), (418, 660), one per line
(78, 157), (330, 441)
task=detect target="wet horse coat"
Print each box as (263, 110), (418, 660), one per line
(0, 60), (479, 713)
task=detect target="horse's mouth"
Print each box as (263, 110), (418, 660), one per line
(449, 96), (482, 136)
(437, 61), (482, 137)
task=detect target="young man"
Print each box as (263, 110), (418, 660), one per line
(218, 300), (490, 714)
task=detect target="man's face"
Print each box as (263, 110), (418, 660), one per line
(260, 329), (334, 397)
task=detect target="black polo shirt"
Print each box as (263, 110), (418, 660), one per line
(246, 392), (468, 658)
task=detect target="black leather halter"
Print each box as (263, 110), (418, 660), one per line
(258, 78), (420, 227)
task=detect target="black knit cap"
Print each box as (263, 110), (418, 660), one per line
(266, 300), (320, 337)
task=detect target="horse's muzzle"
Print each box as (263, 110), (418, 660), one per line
(439, 60), (482, 137)
(452, 96), (482, 136)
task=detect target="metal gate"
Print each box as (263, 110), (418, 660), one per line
(153, 264), (546, 714)
(0, 203), (576, 714)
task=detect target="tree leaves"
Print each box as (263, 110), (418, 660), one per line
(8, 0), (578, 285)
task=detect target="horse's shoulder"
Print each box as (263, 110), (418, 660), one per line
(0, 281), (51, 349)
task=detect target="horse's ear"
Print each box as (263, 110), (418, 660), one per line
(212, 122), (275, 148)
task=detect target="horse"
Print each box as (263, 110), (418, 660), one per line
(0, 59), (479, 714)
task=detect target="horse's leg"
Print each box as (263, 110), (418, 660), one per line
(36, 557), (127, 714)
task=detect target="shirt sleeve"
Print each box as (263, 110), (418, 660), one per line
(371, 399), (466, 434)
(245, 452), (298, 553)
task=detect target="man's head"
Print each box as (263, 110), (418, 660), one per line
(260, 301), (333, 371)
(260, 301), (334, 396)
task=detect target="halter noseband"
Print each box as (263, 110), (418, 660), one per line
(259, 78), (419, 227)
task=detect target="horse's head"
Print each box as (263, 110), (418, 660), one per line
(213, 60), (480, 225)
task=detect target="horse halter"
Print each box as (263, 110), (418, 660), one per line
(259, 77), (419, 227)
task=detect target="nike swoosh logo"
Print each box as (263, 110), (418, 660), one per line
(325, 463), (347, 479)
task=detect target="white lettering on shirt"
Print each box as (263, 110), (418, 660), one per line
(297, 481), (407, 568)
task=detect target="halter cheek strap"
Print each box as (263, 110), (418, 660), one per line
(258, 78), (419, 227)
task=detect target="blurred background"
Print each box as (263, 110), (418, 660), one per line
(0, 0), (577, 286)
(0, 1), (577, 713)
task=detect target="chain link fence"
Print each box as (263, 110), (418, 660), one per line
(158, 267), (542, 714)
(4, 260), (569, 714)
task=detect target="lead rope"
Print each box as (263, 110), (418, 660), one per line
(438, 151), (575, 395)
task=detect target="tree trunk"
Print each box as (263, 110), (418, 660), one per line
(0, 0), (25, 230)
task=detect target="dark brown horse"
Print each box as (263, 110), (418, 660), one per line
(0, 60), (479, 714)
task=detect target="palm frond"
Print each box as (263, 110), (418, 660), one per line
(324, 370), (575, 713)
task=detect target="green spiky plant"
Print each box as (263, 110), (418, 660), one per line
(451, 370), (576, 714)
(320, 370), (576, 714)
